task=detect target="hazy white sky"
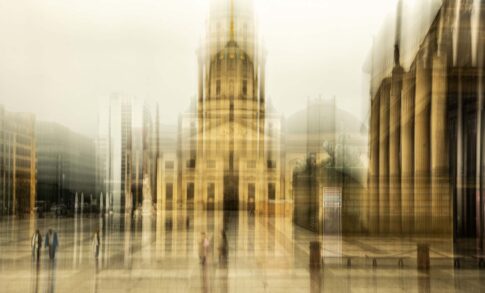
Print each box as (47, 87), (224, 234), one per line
(0, 0), (399, 136)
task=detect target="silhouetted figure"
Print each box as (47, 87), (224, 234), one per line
(47, 259), (57, 293)
(45, 229), (59, 261)
(32, 259), (41, 293)
(92, 229), (100, 259)
(201, 259), (209, 293)
(31, 230), (42, 261)
(199, 232), (210, 265)
(218, 230), (228, 265)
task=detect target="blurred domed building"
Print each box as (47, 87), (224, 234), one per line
(286, 98), (368, 233)
(155, 0), (368, 235)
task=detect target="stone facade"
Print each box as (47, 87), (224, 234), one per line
(367, 0), (485, 238)
(172, 0), (286, 214)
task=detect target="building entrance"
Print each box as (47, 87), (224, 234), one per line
(450, 102), (481, 239)
(223, 174), (239, 210)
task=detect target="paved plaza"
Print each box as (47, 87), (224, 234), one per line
(1, 211), (484, 292)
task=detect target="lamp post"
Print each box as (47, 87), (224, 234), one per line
(57, 154), (61, 205)
(62, 173), (65, 205)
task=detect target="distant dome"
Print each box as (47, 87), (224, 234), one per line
(286, 100), (367, 135)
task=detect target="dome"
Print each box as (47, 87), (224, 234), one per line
(286, 100), (367, 135)
(206, 39), (256, 100)
(212, 40), (251, 64)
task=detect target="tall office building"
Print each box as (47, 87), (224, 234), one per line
(0, 105), (36, 215)
(97, 95), (157, 214)
(36, 121), (96, 209)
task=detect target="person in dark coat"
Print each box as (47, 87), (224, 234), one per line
(92, 229), (100, 259)
(45, 229), (59, 261)
(218, 230), (228, 265)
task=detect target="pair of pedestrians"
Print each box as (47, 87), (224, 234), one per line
(198, 230), (228, 266)
(31, 229), (59, 262)
(32, 229), (101, 261)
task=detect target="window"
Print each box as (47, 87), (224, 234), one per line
(15, 158), (30, 169)
(216, 80), (221, 96)
(165, 161), (174, 170)
(187, 150), (196, 168)
(268, 183), (275, 201)
(248, 183), (255, 198)
(187, 183), (194, 201)
(166, 183), (173, 201)
(16, 147), (31, 157)
(267, 160), (276, 169)
(16, 135), (31, 145)
(242, 80), (247, 96)
(217, 57), (222, 73)
(207, 160), (216, 168)
(229, 103), (234, 122)
(229, 151), (234, 170)
(207, 183), (215, 200)
(186, 159), (196, 169)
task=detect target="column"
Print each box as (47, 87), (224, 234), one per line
(390, 66), (404, 233)
(478, 29), (485, 250)
(414, 56), (432, 234)
(379, 80), (391, 234)
(431, 54), (451, 234)
(368, 93), (380, 233)
(401, 71), (415, 234)
(157, 157), (163, 212)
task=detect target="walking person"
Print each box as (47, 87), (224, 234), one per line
(218, 230), (228, 265)
(198, 232), (210, 265)
(92, 229), (100, 259)
(45, 229), (59, 261)
(31, 229), (42, 261)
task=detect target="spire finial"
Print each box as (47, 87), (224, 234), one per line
(229, 0), (235, 41)
(394, 44), (400, 66)
(394, 0), (402, 66)
(395, 0), (403, 43)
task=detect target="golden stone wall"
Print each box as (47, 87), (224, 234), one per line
(157, 0), (288, 215)
(367, 0), (485, 236)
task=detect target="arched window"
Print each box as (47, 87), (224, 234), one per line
(242, 80), (248, 96)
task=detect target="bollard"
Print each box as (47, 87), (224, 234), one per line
(417, 243), (430, 270)
(309, 241), (321, 269)
(398, 258), (404, 268)
(372, 258), (377, 268)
